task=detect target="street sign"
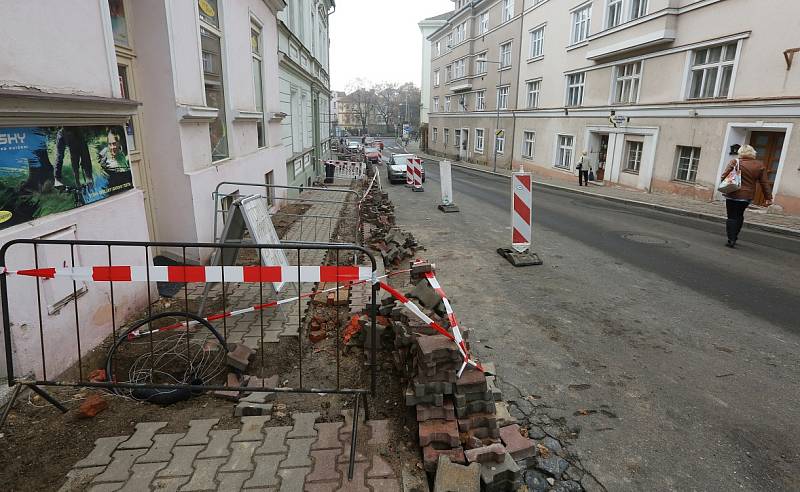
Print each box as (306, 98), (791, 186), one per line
(440, 160), (453, 205)
(609, 114), (627, 127)
(511, 171), (532, 253)
(496, 129), (505, 137)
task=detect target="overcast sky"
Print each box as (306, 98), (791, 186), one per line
(329, 0), (454, 92)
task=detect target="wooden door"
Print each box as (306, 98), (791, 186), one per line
(749, 131), (784, 206)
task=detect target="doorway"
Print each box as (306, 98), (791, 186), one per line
(460, 129), (469, 160)
(749, 131), (784, 206)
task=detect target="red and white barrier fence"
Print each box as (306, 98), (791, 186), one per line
(323, 159), (365, 179)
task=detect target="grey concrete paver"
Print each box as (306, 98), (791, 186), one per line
(235, 415), (271, 441)
(256, 426), (292, 455)
(75, 436), (129, 468)
(278, 467), (311, 492)
(93, 449), (147, 483)
(117, 463), (167, 492)
(150, 476), (190, 492)
(59, 465), (106, 492)
(217, 471), (252, 491)
(176, 419), (218, 446)
(244, 454), (283, 488)
(119, 422), (168, 450)
(157, 445), (204, 478)
(280, 438), (315, 468)
(287, 412), (320, 439)
(179, 457), (226, 491)
(219, 441), (258, 472)
(196, 429), (238, 459)
(137, 433), (184, 464)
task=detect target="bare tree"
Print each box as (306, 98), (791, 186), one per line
(345, 79), (376, 135)
(372, 82), (400, 134)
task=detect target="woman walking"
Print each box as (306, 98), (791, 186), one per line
(719, 145), (772, 248)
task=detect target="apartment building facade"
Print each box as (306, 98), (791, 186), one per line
(277, 0), (335, 190)
(427, 0), (800, 214)
(428, 0), (525, 170)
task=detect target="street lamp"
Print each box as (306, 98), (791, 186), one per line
(477, 59), (506, 173)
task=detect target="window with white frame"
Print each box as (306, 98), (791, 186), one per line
(251, 22), (266, 148)
(444, 96), (451, 112)
(523, 131), (535, 158)
(556, 135), (574, 169)
(607, 0), (623, 28)
(475, 52), (487, 74)
(571, 5), (592, 44)
(526, 80), (541, 108)
(495, 130), (505, 154)
(614, 61), (641, 104)
(631, 0), (648, 20)
(436, 41), (441, 56)
(529, 26), (545, 58)
(479, 12), (489, 34)
(500, 42), (512, 68)
(675, 146), (700, 182)
(433, 97), (439, 112)
(434, 70), (440, 86)
(447, 32), (453, 48)
(625, 140), (642, 172)
(432, 127), (438, 143)
(458, 95), (467, 111)
(444, 128), (450, 145)
(566, 72), (585, 106)
(475, 128), (484, 152)
(454, 59), (465, 79)
(496, 86), (509, 109)
(502, 0), (514, 22)
(445, 64), (452, 81)
(455, 22), (465, 44)
(688, 42), (738, 99)
(200, 20), (229, 161)
(476, 90), (486, 110)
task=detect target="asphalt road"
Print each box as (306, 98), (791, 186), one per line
(377, 138), (800, 491)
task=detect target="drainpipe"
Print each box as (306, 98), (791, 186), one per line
(510, 12), (524, 171)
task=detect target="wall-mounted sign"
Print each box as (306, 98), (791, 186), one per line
(0, 125), (134, 230)
(609, 114), (627, 128)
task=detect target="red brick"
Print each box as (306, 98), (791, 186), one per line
(214, 373), (241, 401)
(499, 424), (535, 460)
(457, 413), (499, 432)
(465, 426), (500, 440)
(416, 401), (456, 422)
(422, 445), (466, 473)
(418, 420), (460, 447)
(309, 330), (326, 343)
(464, 443), (506, 464)
(78, 394), (108, 418)
(226, 344), (255, 371)
(454, 368), (487, 394)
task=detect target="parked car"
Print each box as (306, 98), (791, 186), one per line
(388, 153), (425, 184)
(346, 141), (361, 153)
(364, 146), (381, 164)
(374, 139), (384, 151)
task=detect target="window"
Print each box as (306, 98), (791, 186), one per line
(566, 72), (585, 107)
(556, 135), (574, 169)
(529, 26), (545, 58)
(523, 131), (535, 159)
(607, 0), (623, 28)
(631, 0), (648, 20)
(688, 42), (737, 99)
(436, 41), (441, 56)
(614, 61), (641, 104)
(496, 86), (509, 109)
(444, 96), (451, 112)
(251, 23), (266, 148)
(455, 22), (466, 44)
(475, 52), (487, 74)
(495, 130), (505, 154)
(117, 65), (137, 151)
(675, 146), (700, 182)
(526, 80), (541, 108)
(475, 128), (484, 152)
(479, 12), (489, 34)
(571, 5), (592, 44)
(476, 90), (486, 110)
(502, 0), (514, 22)
(500, 42), (512, 68)
(108, 0), (130, 47)
(433, 97), (439, 112)
(454, 130), (461, 148)
(447, 32), (453, 48)
(444, 128), (450, 145)
(434, 70), (440, 86)
(445, 65), (452, 82)
(458, 95), (467, 112)
(625, 140), (642, 173)
(454, 59), (465, 79)
(201, 25), (229, 161)
(432, 127), (438, 143)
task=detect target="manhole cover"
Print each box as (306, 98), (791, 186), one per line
(621, 233), (669, 245)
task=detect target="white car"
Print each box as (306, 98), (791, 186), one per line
(388, 153), (425, 184)
(346, 141), (361, 152)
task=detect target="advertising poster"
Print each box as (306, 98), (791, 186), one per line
(0, 125), (134, 230)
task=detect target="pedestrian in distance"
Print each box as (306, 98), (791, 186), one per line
(719, 144), (773, 248)
(577, 151), (590, 187)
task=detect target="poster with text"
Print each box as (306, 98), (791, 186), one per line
(0, 125), (133, 230)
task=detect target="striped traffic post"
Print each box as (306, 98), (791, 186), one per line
(406, 158), (413, 187)
(511, 171), (532, 252)
(497, 167), (542, 266)
(437, 160), (459, 212)
(412, 158), (424, 192)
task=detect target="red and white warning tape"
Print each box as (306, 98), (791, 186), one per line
(128, 269), (411, 339)
(1, 265), (373, 284)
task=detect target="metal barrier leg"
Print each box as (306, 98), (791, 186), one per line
(0, 384), (23, 429)
(363, 392), (370, 422)
(347, 393), (360, 481)
(28, 384), (67, 413)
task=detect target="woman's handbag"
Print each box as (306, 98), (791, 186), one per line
(718, 159), (741, 194)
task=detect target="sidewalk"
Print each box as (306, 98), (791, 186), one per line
(406, 142), (800, 238)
